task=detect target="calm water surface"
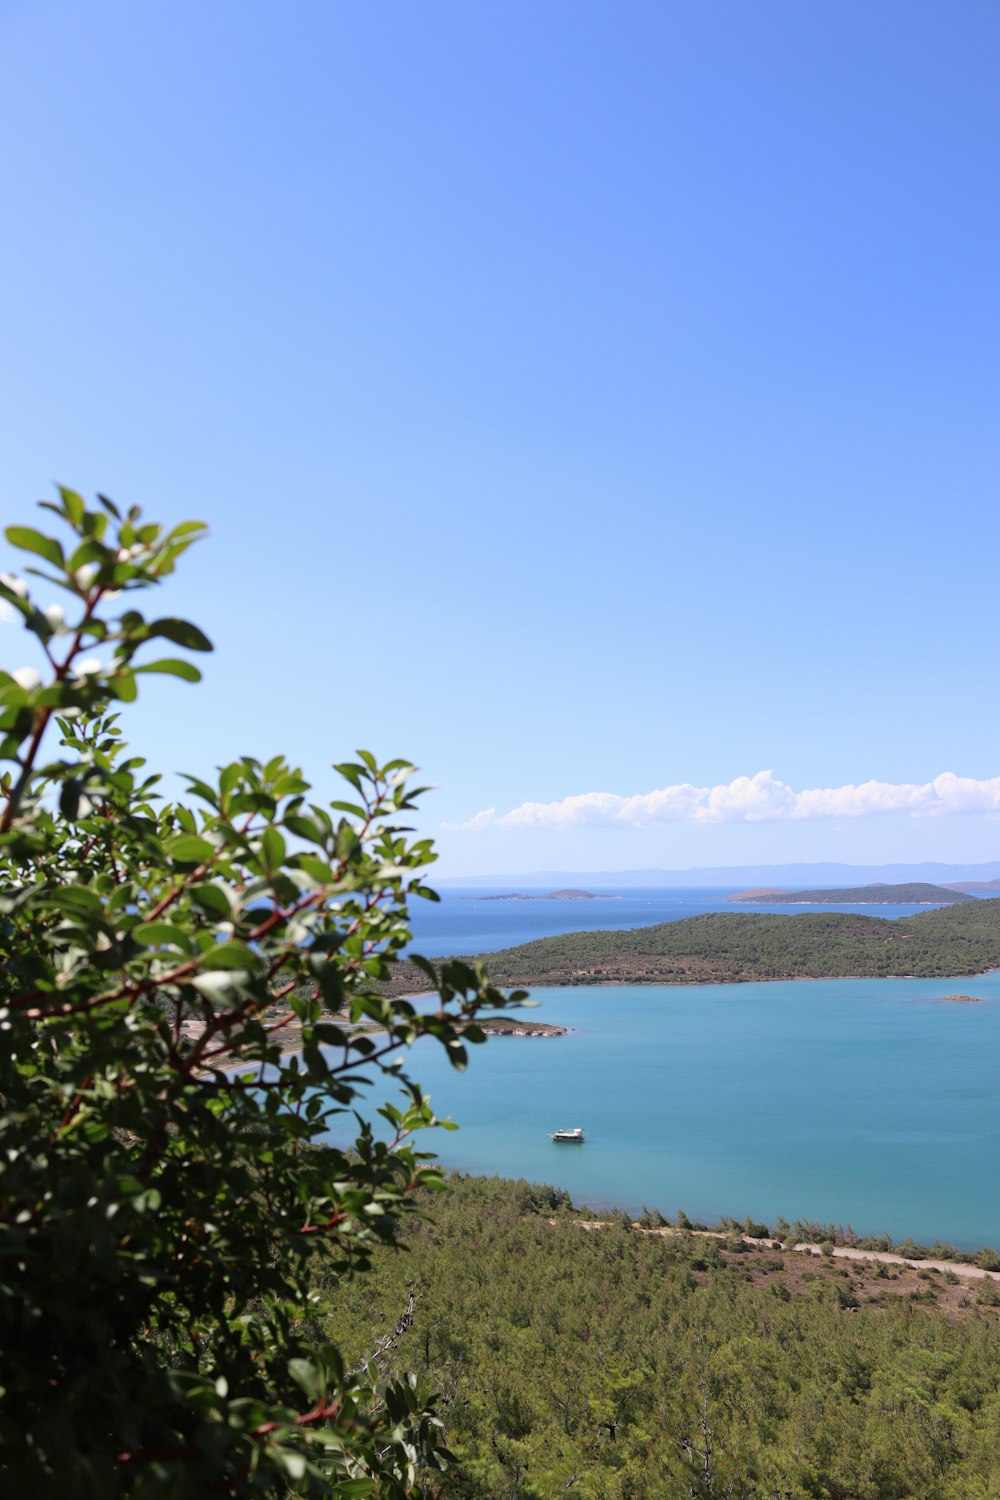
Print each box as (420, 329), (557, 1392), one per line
(357, 973), (1000, 1250)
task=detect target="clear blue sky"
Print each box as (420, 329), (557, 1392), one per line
(2, 1), (999, 875)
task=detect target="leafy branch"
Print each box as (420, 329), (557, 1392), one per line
(0, 488), (524, 1496)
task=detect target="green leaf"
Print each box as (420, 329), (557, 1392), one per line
(189, 883), (233, 920)
(5, 526), (64, 568)
(287, 1358), (320, 1401)
(67, 539), (109, 572)
(292, 854), (334, 883)
(134, 658), (202, 682)
(57, 487), (86, 526)
(166, 833), (215, 863)
(0, 581), (31, 619)
(200, 940), (261, 971)
(335, 822), (361, 861)
(179, 778), (216, 808)
(38, 884), (103, 914)
(110, 669), (138, 703)
(81, 509), (109, 539)
(333, 761), (364, 792)
(133, 922), (193, 951)
(218, 762), (244, 799)
(0, 682), (31, 708)
(260, 827), (286, 870)
(59, 779), (82, 820)
(271, 773), (309, 799)
(190, 970), (245, 1001)
(96, 491), (121, 518)
(285, 814), (325, 844)
(445, 1039), (468, 1071)
(329, 800), (367, 818)
(147, 617), (213, 652)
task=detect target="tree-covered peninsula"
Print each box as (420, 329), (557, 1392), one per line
(387, 899), (1000, 992)
(730, 881), (975, 905)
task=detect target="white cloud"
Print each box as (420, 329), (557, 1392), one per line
(446, 769), (1000, 831)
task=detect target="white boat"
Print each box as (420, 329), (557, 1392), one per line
(550, 1127), (585, 1142)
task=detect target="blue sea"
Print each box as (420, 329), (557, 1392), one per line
(347, 887), (1000, 1249)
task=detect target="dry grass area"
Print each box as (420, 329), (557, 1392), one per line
(697, 1243), (996, 1325)
(568, 1221), (1000, 1325)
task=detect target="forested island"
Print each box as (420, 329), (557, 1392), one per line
(729, 881), (975, 905)
(389, 898), (1000, 993)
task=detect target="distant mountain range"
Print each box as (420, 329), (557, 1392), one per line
(437, 860), (1000, 889)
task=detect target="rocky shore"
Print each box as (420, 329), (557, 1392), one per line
(478, 1019), (567, 1037)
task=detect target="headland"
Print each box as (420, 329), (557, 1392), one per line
(383, 898), (1000, 995)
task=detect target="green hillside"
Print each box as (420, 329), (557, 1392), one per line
(317, 1174), (1000, 1499)
(390, 898), (1000, 992)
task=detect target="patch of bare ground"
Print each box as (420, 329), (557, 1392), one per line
(713, 1247), (995, 1325)
(564, 1222), (1000, 1325)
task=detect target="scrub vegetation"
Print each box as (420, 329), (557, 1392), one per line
(318, 1173), (1000, 1500)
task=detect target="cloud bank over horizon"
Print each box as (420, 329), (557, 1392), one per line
(447, 770), (1000, 833)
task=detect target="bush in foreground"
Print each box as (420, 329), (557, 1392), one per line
(0, 489), (522, 1496)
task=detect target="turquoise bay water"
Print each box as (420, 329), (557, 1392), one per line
(363, 974), (1000, 1250)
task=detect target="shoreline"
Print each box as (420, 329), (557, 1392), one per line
(425, 1127), (1000, 1263)
(386, 965), (1000, 996)
(189, 1011), (570, 1071)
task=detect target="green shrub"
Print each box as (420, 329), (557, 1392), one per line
(0, 490), (522, 1495)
